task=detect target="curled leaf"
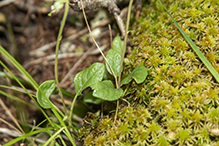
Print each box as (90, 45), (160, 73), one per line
(121, 65), (148, 85)
(36, 80), (56, 109)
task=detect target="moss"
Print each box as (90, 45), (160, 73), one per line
(79, 0), (219, 145)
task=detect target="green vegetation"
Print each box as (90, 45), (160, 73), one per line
(1, 0), (219, 145)
(78, 0), (219, 145)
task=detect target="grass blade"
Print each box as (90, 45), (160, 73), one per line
(158, 0), (219, 83)
(3, 127), (53, 146)
(0, 46), (39, 89)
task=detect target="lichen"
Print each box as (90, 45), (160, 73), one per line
(78, 0), (219, 145)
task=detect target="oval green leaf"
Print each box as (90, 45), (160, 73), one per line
(36, 80), (56, 109)
(112, 36), (124, 55)
(74, 62), (105, 95)
(106, 49), (122, 76)
(91, 80), (123, 101)
(121, 65), (148, 85)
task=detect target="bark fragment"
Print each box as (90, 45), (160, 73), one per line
(69, 0), (142, 38)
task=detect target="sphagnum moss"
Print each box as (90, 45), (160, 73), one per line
(78, 0), (219, 145)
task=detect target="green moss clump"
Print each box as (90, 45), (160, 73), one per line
(79, 0), (219, 145)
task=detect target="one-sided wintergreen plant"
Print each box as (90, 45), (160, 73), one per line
(67, 0), (148, 124)
(68, 36), (148, 125)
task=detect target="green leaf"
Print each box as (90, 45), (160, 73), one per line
(37, 80), (56, 109)
(83, 91), (103, 104)
(91, 80), (123, 101)
(3, 127), (54, 146)
(112, 36), (124, 55)
(106, 49), (122, 76)
(74, 62), (105, 95)
(105, 36), (124, 76)
(121, 65), (148, 85)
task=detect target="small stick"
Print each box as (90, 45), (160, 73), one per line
(108, 25), (113, 49)
(114, 0), (134, 123)
(60, 44), (108, 84)
(69, 0), (126, 38)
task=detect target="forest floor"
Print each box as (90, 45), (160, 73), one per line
(0, 0), (127, 145)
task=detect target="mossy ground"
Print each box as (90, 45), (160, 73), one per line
(78, 0), (219, 145)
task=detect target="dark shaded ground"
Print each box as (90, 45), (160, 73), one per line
(0, 0), (124, 145)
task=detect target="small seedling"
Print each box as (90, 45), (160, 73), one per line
(36, 36), (148, 123)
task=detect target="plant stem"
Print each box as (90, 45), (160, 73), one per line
(69, 94), (78, 126)
(118, 0), (133, 87)
(114, 0), (134, 123)
(54, 0), (69, 117)
(80, 0), (118, 88)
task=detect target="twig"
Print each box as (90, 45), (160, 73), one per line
(70, 0), (126, 38)
(61, 48), (92, 84)
(0, 127), (21, 137)
(0, 98), (24, 134)
(0, 0), (15, 7)
(24, 52), (83, 69)
(135, 0), (142, 20)
(29, 42), (57, 57)
(6, 22), (20, 61)
(113, 12), (125, 38)
(60, 44), (109, 83)
(0, 127), (46, 143)
(108, 25), (113, 49)
(29, 19), (111, 57)
(0, 118), (21, 135)
(13, 1), (50, 14)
